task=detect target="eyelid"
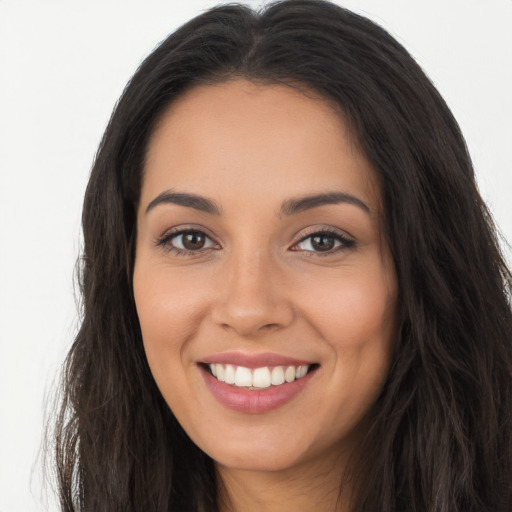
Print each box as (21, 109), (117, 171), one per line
(290, 226), (355, 254)
(154, 224), (354, 256)
(155, 225), (220, 254)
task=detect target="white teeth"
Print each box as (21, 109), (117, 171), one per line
(271, 366), (285, 385)
(208, 363), (311, 388)
(224, 364), (236, 384)
(284, 366), (296, 383)
(234, 366), (253, 387)
(253, 367), (271, 388)
(297, 365), (308, 379)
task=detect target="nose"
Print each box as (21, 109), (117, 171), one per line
(210, 249), (294, 338)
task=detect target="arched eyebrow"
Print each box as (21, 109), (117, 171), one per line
(279, 192), (370, 216)
(145, 190), (370, 216)
(146, 191), (221, 215)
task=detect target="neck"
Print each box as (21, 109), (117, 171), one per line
(216, 447), (357, 512)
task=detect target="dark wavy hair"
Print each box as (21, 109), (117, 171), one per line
(51, 1), (512, 510)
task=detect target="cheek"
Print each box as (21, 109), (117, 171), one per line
(132, 262), (207, 403)
(296, 266), (396, 348)
(295, 264), (397, 410)
(134, 262), (208, 343)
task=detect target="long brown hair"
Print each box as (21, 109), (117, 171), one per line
(52, 1), (512, 510)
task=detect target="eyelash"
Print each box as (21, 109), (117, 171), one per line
(293, 228), (355, 256)
(155, 229), (219, 257)
(155, 227), (355, 257)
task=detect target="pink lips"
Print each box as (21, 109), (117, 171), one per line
(199, 352), (317, 414)
(203, 351), (313, 369)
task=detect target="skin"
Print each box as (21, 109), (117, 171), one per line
(133, 79), (398, 511)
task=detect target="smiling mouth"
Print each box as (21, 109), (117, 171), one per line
(202, 363), (319, 389)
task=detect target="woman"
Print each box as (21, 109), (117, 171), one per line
(53, 0), (512, 510)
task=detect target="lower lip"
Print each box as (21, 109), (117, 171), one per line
(200, 366), (316, 414)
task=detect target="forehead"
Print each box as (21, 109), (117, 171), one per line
(141, 79), (380, 212)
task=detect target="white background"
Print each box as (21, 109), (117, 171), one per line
(0, 1), (510, 510)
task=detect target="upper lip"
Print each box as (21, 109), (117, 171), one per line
(200, 351), (316, 369)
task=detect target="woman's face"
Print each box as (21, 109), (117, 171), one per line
(133, 79), (397, 473)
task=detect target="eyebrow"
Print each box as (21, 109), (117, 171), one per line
(145, 190), (370, 216)
(279, 192), (370, 216)
(146, 191), (221, 215)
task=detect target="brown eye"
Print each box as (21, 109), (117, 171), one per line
(310, 235), (335, 251)
(294, 230), (355, 254)
(181, 232), (206, 250)
(158, 229), (217, 254)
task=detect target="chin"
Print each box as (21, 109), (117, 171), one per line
(194, 423), (342, 475)
(214, 448), (301, 472)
